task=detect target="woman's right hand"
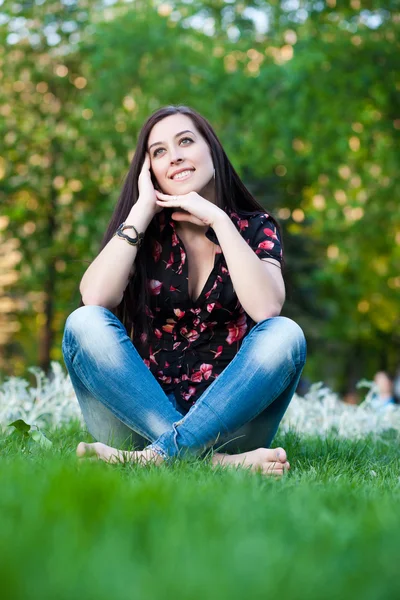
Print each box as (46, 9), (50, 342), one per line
(137, 153), (163, 215)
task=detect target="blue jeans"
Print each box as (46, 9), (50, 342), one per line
(62, 306), (306, 460)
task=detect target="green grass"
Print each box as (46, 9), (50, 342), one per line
(1, 423), (399, 600)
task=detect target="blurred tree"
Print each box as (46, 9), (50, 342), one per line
(0, 0), (104, 373)
(0, 0), (398, 394)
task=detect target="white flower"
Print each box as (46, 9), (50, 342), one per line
(280, 380), (400, 439)
(0, 361), (83, 432)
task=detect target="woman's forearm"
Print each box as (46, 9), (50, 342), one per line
(80, 202), (154, 309)
(212, 213), (285, 322)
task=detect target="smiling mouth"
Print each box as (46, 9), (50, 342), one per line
(171, 169), (195, 181)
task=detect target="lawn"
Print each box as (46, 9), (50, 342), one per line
(1, 422), (399, 600)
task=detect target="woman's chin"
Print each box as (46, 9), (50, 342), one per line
(169, 185), (196, 195)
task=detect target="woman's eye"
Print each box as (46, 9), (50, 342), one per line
(153, 138), (193, 157)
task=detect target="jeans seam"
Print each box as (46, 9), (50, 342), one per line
(148, 444), (169, 460)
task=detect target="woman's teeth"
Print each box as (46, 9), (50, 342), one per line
(172, 170), (194, 181)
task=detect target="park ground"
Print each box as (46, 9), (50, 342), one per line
(1, 422), (399, 600)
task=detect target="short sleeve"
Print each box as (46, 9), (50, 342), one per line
(249, 213), (283, 263)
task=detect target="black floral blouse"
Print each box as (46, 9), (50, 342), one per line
(135, 205), (283, 414)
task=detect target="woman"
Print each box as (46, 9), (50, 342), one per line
(62, 105), (306, 475)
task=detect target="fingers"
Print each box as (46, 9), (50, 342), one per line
(154, 190), (171, 200)
(139, 153), (151, 176)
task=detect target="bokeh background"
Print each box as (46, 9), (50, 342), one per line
(0, 0), (399, 398)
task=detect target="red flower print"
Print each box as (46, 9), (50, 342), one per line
(154, 328), (162, 339)
(188, 329), (200, 342)
(190, 308), (202, 315)
(210, 345), (223, 359)
(258, 240), (275, 251)
(177, 248), (186, 274)
(163, 251), (174, 269)
(162, 324), (175, 334)
(182, 386), (196, 401)
(226, 313), (247, 345)
(149, 345), (161, 365)
(148, 280), (163, 295)
(180, 327), (200, 343)
(174, 308), (185, 319)
(172, 230), (179, 246)
(200, 363), (213, 380)
(152, 241), (162, 262)
(140, 332), (148, 343)
(207, 303), (215, 313)
(182, 374), (189, 381)
(170, 285), (180, 292)
(193, 317), (200, 327)
(238, 219), (249, 231)
(165, 361), (170, 367)
(143, 359), (150, 369)
(173, 341), (182, 350)
(204, 276), (221, 299)
(200, 322), (208, 332)
(221, 266), (229, 274)
(263, 227), (278, 240)
(191, 371), (203, 382)
(158, 374), (172, 384)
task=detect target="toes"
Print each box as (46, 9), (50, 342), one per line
(262, 459), (290, 476)
(274, 447), (287, 463)
(263, 462), (284, 474)
(76, 442), (87, 458)
(76, 442), (98, 459)
(262, 467), (284, 476)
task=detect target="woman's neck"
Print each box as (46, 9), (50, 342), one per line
(174, 221), (209, 241)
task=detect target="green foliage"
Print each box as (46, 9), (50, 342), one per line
(0, 0), (398, 390)
(7, 418), (53, 449)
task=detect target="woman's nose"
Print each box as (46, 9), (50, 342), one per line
(170, 154), (183, 164)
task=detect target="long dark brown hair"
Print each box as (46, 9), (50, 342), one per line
(79, 105), (284, 352)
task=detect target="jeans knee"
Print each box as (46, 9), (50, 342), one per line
(64, 305), (110, 335)
(62, 305), (117, 357)
(275, 316), (307, 366)
(254, 316), (306, 368)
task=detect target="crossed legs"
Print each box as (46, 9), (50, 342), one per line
(62, 306), (306, 475)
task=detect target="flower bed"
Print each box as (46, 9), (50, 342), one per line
(1, 362), (399, 438)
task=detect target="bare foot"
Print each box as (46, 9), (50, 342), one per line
(76, 442), (163, 466)
(211, 447), (290, 476)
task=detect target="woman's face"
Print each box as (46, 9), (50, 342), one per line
(147, 113), (215, 200)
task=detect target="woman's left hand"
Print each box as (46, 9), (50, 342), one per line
(155, 190), (225, 228)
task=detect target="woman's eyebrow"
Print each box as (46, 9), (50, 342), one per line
(148, 130), (196, 152)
